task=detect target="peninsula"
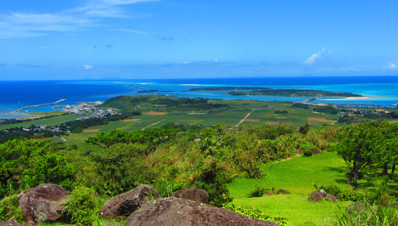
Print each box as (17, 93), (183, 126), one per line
(189, 87), (361, 97)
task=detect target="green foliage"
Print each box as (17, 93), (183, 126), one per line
(313, 106), (338, 115)
(194, 159), (233, 207)
(275, 110), (288, 114)
(333, 203), (398, 226)
(0, 195), (24, 223)
(223, 203), (292, 226)
(0, 139), (75, 198)
(248, 185), (267, 198)
(76, 143), (147, 196)
(152, 178), (188, 197)
(63, 186), (97, 226)
(299, 123), (311, 134)
(300, 143), (317, 157)
(292, 103), (310, 109)
(315, 185), (367, 202)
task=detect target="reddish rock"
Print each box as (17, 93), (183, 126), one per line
(308, 190), (324, 203)
(311, 149), (322, 154)
(276, 189), (291, 195)
(0, 218), (24, 226)
(100, 184), (160, 218)
(325, 194), (339, 202)
(125, 198), (280, 226)
(263, 191), (274, 197)
(17, 184), (69, 225)
(171, 187), (209, 204)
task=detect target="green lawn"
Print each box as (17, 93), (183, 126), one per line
(228, 152), (352, 226)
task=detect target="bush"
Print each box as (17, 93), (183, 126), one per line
(0, 195), (24, 223)
(300, 143), (317, 157)
(248, 185), (267, 198)
(315, 185), (367, 202)
(63, 186), (97, 226)
(223, 203), (292, 226)
(333, 204), (398, 226)
(194, 160), (233, 207)
(302, 149), (313, 157)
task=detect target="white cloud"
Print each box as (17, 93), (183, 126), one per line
(84, 64), (93, 70)
(386, 63), (397, 70)
(214, 58), (219, 63)
(304, 47), (331, 65)
(0, 0), (157, 39)
(113, 28), (147, 35)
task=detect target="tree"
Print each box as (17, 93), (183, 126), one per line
(337, 123), (382, 189)
(0, 139), (74, 198)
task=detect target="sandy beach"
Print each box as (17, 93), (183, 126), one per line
(323, 96), (372, 101)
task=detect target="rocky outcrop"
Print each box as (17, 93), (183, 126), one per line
(0, 218), (24, 226)
(171, 187), (209, 204)
(276, 189), (291, 195)
(99, 184), (160, 218)
(125, 198), (280, 226)
(17, 184), (69, 226)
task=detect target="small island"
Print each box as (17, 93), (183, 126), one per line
(189, 87), (362, 98)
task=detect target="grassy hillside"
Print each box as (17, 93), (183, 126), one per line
(228, 152), (352, 226)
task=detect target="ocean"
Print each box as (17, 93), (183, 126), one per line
(1, 76), (398, 119)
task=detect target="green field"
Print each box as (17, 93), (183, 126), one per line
(0, 113), (84, 130)
(228, 152), (352, 226)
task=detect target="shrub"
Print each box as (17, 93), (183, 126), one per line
(248, 185), (267, 198)
(63, 186), (97, 226)
(300, 143), (317, 157)
(223, 203), (292, 226)
(194, 160), (233, 207)
(333, 204), (398, 226)
(315, 185), (368, 202)
(0, 195), (24, 223)
(302, 149), (313, 157)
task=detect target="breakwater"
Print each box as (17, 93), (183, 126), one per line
(0, 99), (66, 115)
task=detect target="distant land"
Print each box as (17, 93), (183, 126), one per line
(189, 87), (362, 97)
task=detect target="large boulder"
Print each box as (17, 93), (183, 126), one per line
(125, 198), (280, 226)
(276, 189), (291, 195)
(0, 218), (24, 226)
(308, 190), (325, 203)
(17, 184), (69, 226)
(99, 184), (160, 218)
(171, 187), (209, 204)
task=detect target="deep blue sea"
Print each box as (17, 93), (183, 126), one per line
(1, 76), (398, 119)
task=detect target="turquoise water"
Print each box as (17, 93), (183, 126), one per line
(1, 76), (397, 119)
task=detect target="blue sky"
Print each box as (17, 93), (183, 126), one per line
(1, 0), (398, 80)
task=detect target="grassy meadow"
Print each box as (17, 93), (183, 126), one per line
(228, 152), (352, 226)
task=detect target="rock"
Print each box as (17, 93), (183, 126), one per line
(171, 187), (209, 204)
(297, 148), (305, 155)
(17, 184), (69, 225)
(311, 149), (322, 154)
(276, 189), (291, 195)
(0, 218), (24, 226)
(125, 198), (280, 226)
(325, 193), (339, 202)
(99, 184), (160, 218)
(308, 190), (324, 202)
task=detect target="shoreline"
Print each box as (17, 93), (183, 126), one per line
(0, 99), (66, 115)
(323, 96), (373, 101)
